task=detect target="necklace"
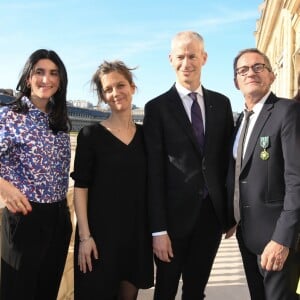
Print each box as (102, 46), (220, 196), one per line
(102, 119), (136, 145)
(103, 119), (135, 132)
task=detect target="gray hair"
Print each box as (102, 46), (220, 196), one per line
(171, 31), (205, 52)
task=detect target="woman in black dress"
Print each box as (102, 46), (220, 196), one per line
(71, 60), (154, 299)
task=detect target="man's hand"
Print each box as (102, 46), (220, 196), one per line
(261, 240), (289, 271)
(153, 234), (174, 262)
(224, 224), (237, 239)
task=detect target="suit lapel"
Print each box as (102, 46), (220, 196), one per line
(235, 112), (244, 131)
(230, 111), (243, 159)
(227, 111), (243, 183)
(241, 94), (276, 172)
(202, 88), (213, 154)
(166, 85), (201, 152)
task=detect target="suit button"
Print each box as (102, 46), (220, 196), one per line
(241, 180), (247, 184)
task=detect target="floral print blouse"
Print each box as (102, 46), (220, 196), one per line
(0, 96), (70, 203)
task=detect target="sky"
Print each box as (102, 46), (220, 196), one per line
(0, 0), (263, 112)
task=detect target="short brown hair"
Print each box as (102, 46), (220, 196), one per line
(91, 60), (137, 103)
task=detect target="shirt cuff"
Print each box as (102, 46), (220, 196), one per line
(152, 231), (168, 236)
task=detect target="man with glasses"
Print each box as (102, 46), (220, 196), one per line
(226, 48), (300, 300)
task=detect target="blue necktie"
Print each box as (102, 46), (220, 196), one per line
(189, 92), (205, 151)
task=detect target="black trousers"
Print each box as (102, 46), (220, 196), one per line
(0, 200), (72, 300)
(236, 224), (300, 300)
(154, 198), (222, 300)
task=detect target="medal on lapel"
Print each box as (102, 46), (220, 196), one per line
(260, 136), (270, 160)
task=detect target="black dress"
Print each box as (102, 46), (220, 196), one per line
(71, 123), (154, 300)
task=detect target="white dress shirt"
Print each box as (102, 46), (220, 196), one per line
(175, 82), (206, 131)
(233, 91), (271, 159)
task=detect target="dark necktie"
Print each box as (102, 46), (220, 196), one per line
(189, 92), (205, 151)
(233, 110), (254, 222)
(189, 92), (208, 198)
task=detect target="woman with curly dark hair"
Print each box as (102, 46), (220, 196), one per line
(0, 49), (72, 300)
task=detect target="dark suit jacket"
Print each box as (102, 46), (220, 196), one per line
(143, 85), (234, 238)
(227, 93), (300, 254)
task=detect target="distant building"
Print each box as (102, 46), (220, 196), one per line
(0, 88), (14, 96)
(132, 108), (144, 123)
(0, 91), (15, 104)
(68, 106), (145, 131)
(67, 106), (109, 131)
(255, 0), (300, 98)
(68, 99), (94, 109)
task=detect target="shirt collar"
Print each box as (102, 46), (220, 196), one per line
(244, 91), (271, 115)
(175, 81), (203, 97)
(22, 96), (49, 126)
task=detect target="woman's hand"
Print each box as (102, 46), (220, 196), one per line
(0, 178), (32, 214)
(78, 236), (99, 273)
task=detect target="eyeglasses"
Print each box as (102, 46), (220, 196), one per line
(236, 63), (271, 76)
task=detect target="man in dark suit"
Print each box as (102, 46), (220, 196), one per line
(227, 48), (300, 300)
(143, 31), (234, 299)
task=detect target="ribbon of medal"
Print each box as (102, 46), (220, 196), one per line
(260, 136), (270, 160)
